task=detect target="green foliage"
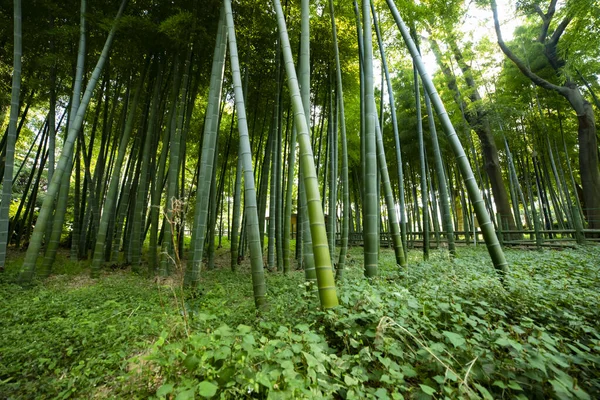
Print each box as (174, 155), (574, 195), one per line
(158, 11), (196, 44)
(0, 257), (179, 399)
(2, 247), (599, 398)
(146, 322), (345, 398)
(130, 246), (599, 399)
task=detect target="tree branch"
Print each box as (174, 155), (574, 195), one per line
(490, 0), (566, 96)
(534, 4), (547, 21)
(538, 0), (558, 43)
(547, 0), (558, 19)
(576, 68), (600, 110)
(549, 16), (572, 46)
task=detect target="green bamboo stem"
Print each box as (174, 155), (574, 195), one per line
(298, 0), (316, 284)
(361, 0), (379, 278)
(224, 0), (266, 309)
(91, 60), (147, 277)
(371, 2), (407, 258)
(414, 64), (430, 261)
(19, 0), (128, 282)
(385, 0), (508, 276)
(274, 0), (338, 308)
(188, 7), (227, 285)
(160, 51), (191, 276)
(327, 86), (337, 266)
(422, 91), (455, 253)
(131, 60), (162, 269)
(374, 106), (407, 267)
(231, 155), (242, 272)
(0, 0), (22, 271)
(329, 0), (350, 279)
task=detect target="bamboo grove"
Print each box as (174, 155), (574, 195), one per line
(0, 0), (599, 309)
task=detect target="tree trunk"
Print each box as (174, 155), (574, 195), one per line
(387, 0), (508, 276)
(329, 0), (350, 279)
(491, 0), (600, 231)
(20, 0), (127, 282)
(430, 39), (516, 234)
(360, 0), (379, 278)
(274, 0), (339, 308)
(189, 7), (227, 285)
(565, 87), (600, 230)
(91, 60), (148, 277)
(224, 0), (267, 309)
(0, 0), (22, 270)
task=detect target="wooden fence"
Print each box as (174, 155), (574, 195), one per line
(336, 228), (600, 249)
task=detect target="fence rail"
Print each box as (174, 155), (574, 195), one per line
(335, 229), (600, 249)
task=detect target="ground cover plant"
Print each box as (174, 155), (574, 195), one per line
(1, 245), (599, 399)
(3, 0), (600, 398)
(0, 251), (181, 399)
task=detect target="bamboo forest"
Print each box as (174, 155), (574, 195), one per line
(1, 0), (600, 398)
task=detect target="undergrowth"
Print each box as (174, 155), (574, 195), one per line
(0, 253), (181, 399)
(1, 245), (599, 399)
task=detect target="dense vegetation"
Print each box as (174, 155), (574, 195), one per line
(1, 0), (600, 398)
(2, 246), (599, 399)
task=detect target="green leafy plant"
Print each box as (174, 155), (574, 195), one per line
(2, 246), (599, 399)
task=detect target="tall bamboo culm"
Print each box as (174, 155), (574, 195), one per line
(328, 0), (350, 279)
(361, 0), (379, 278)
(19, 0), (128, 282)
(0, 0), (22, 271)
(385, 0), (508, 276)
(188, 7), (227, 285)
(273, 0), (339, 309)
(224, 0), (267, 309)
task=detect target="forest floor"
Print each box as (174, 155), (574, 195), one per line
(1, 244), (599, 399)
